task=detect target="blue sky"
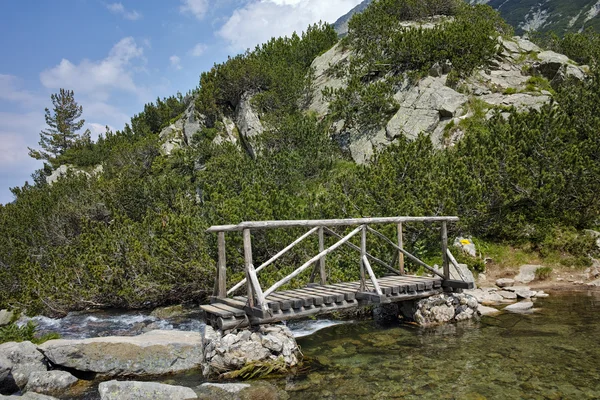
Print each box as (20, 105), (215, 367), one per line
(0, 0), (362, 204)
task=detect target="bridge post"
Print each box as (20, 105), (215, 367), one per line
(318, 227), (326, 285)
(217, 231), (227, 298)
(397, 223), (405, 275)
(243, 228), (255, 307)
(441, 221), (450, 281)
(360, 225), (367, 291)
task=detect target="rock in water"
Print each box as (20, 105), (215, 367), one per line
(477, 305), (501, 316)
(0, 341), (46, 393)
(38, 330), (202, 377)
(400, 293), (479, 326)
(24, 371), (77, 396)
(504, 301), (534, 313)
(1, 393), (60, 399)
(98, 381), (198, 400)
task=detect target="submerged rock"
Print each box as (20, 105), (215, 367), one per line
(504, 301), (534, 313)
(38, 330), (202, 377)
(0, 341), (46, 393)
(201, 325), (300, 378)
(197, 381), (288, 400)
(98, 380), (198, 400)
(400, 293), (479, 326)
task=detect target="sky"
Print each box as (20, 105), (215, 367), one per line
(0, 0), (362, 205)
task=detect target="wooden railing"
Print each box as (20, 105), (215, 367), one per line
(207, 216), (460, 313)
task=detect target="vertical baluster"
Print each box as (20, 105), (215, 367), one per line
(217, 231), (227, 298)
(441, 221), (449, 281)
(360, 225), (367, 291)
(397, 222), (405, 275)
(319, 227), (326, 285)
(243, 228), (255, 307)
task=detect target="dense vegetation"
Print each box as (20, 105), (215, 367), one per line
(1, 0), (599, 316)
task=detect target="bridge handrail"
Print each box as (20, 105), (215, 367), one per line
(207, 216), (459, 233)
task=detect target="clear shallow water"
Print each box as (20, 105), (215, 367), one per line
(281, 291), (600, 399)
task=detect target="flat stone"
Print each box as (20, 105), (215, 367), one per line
(39, 330), (202, 377)
(497, 290), (517, 300)
(515, 265), (543, 284)
(504, 301), (534, 313)
(514, 289), (536, 299)
(535, 291), (550, 298)
(98, 380), (198, 400)
(504, 285), (531, 292)
(25, 371), (78, 396)
(495, 278), (515, 288)
(477, 305), (501, 316)
(587, 279), (600, 287)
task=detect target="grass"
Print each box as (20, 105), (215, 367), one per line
(0, 321), (60, 345)
(535, 267), (553, 280)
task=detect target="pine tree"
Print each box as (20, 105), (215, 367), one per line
(28, 89), (85, 163)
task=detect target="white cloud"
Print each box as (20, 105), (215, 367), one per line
(189, 43), (208, 57)
(180, 0), (209, 20)
(170, 55), (183, 70)
(40, 37), (144, 98)
(218, 0), (363, 51)
(0, 75), (44, 108)
(106, 2), (142, 20)
(0, 111), (45, 167)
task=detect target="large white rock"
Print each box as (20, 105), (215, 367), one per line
(514, 265), (543, 284)
(504, 301), (534, 313)
(24, 371), (77, 396)
(38, 330), (202, 377)
(477, 305), (501, 316)
(0, 341), (46, 392)
(98, 381), (197, 400)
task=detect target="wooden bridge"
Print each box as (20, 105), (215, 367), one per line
(200, 217), (473, 330)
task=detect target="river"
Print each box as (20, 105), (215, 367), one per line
(20, 290), (600, 399)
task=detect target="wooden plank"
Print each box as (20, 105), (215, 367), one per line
(297, 287), (336, 304)
(315, 285), (356, 301)
(268, 293), (304, 309)
(212, 297), (247, 309)
(243, 229), (255, 307)
(247, 263), (268, 312)
(363, 255), (382, 295)
(442, 280), (475, 289)
(200, 304), (233, 318)
(210, 303), (246, 317)
(379, 276), (432, 291)
(284, 288), (325, 306)
(268, 291), (313, 308)
(301, 287), (345, 303)
(207, 216), (460, 233)
(217, 231), (227, 298)
(228, 227), (319, 295)
(263, 225), (363, 297)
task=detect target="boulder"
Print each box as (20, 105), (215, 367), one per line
(38, 330), (202, 377)
(434, 263), (475, 288)
(514, 265), (543, 283)
(201, 325), (300, 378)
(495, 278), (515, 288)
(504, 301), (534, 313)
(453, 237), (476, 257)
(477, 305), (501, 316)
(0, 341), (46, 392)
(98, 381), (197, 400)
(403, 293), (479, 326)
(159, 120), (185, 156)
(0, 393), (59, 399)
(0, 311), (13, 327)
(514, 289), (536, 299)
(535, 51), (571, 80)
(464, 288), (503, 305)
(24, 371), (77, 396)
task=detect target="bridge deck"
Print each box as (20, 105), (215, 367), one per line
(201, 275), (443, 330)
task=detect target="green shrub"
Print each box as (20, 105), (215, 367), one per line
(0, 322), (60, 345)
(535, 267), (553, 280)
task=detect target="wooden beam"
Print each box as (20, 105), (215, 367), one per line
(441, 221), (449, 281)
(247, 263), (268, 313)
(367, 226), (445, 279)
(319, 227), (326, 285)
(243, 228), (255, 308)
(397, 222), (405, 275)
(263, 225), (363, 298)
(363, 255), (382, 295)
(207, 216), (460, 233)
(217, 231), (227, 298)
(228, 226), (319, 295)
(360, 225), (367, 291)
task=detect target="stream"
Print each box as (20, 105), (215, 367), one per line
(18, 290), (600, 399)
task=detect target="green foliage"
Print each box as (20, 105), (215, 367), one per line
(454, 251), (486, 274)
(535, 267), (553, 281)
(0, 322), (60, 345)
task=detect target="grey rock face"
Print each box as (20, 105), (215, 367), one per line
(0, 341), (46, 392)
(24, 371), (77, 396)
(46, 165), (91, 186)
(181, 102), (205, 144)
(515, 265), (543, 283)
(159, 120), (185, 156)
(39, 330), (202, 377)
(98, 380), (198, 400)
(201, 325), (300, 378)
(0, 311), (13, 327)
(235, 92), (264, 158)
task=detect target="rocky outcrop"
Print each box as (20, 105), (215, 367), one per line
(399, 293), (479, 326)
(0, 311), (12, 327)
(0, 341), (46, 394)
(24, 371), (77, 397)
(159, 102), (205, 155)
(46, 164), (103, 185)
(514, 264), (544, 283)
(201, 325), (300, 378)
(98, 381), (198, 400)
(235, 92), (265, 158)
(38, 330), (202, 377)
(308, 43), (353, 116)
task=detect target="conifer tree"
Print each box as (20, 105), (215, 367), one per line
(28, 89), (85, 163)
